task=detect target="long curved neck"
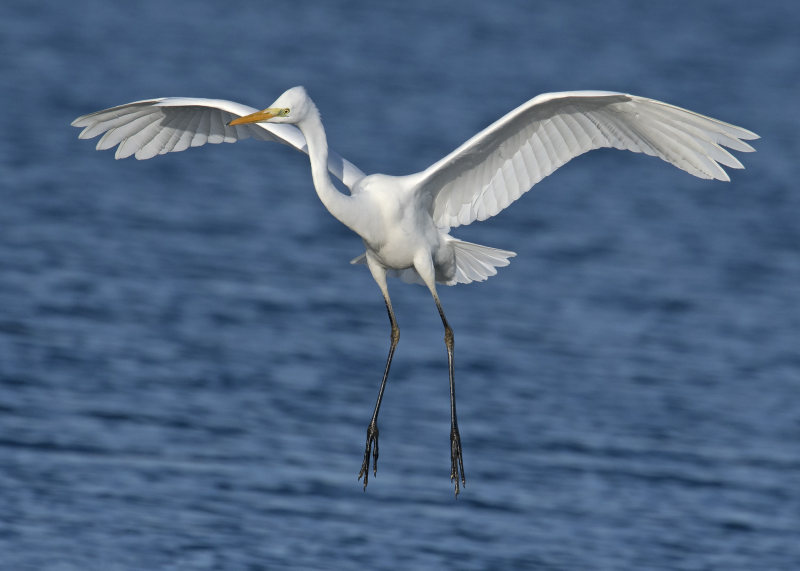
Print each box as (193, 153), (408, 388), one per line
(298, 104), (357, 229)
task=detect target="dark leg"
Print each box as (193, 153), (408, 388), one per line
(434, 294), (465, 496)
(358, 295), (399, 490)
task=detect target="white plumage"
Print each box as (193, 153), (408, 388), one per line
(73, 87), (758, 495)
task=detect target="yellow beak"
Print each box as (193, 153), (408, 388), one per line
(228, 108), (282, 126)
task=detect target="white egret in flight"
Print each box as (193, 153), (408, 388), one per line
(73, 87), (758, 495)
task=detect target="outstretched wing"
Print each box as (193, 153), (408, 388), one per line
(413, 91), (759, 228)
(71, 97), (365, 189)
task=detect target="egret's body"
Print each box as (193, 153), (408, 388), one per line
(73, 86), (758, 495)
(354, 174), (453, 280)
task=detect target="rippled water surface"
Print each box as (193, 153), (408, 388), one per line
(1, 0), (799, 569)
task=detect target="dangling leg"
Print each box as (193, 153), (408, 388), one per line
(432, 291), (466, 496)
(358, 256), (399, 490)
(415, 253), (465, 496)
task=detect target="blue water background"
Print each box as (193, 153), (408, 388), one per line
(1, 0), (799, 569)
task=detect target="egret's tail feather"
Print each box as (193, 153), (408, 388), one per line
(447, 238), (516, 285)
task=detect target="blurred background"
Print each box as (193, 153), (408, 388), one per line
(1, 0), (798, 569)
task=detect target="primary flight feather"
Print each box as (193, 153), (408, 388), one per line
(73, 87), (758, 495)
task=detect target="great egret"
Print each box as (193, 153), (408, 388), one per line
(72, 87), (758, 495)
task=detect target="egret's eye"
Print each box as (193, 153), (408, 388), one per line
(281, 108), (290, 116)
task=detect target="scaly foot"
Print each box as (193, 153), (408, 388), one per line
(450, 424), (466, 496)
(357, 421), (379, 490)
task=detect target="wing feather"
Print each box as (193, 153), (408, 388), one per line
(191, 109), (211, 148)
(72, 97), (365, 189)
(116, 117), (163, 159)
(152, 112), (190, 157)
(96, 113), (156, 151)
(640, 108), (744, 169)
(173, 108), (202, 154)
(411, 91), (758, 228)
(206, 109), (224, 144)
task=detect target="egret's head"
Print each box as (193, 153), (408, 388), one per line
(228, 86), (310, 126)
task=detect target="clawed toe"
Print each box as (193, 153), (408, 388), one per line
(450, 426), (466, 496)
(358, 422), (380, 490)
